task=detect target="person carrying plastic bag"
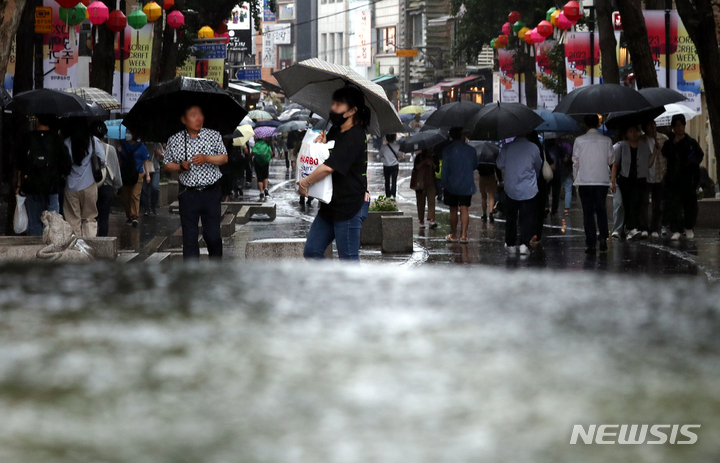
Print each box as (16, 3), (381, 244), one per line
(253, 138), (272, 200)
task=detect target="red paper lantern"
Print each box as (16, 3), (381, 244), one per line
(167, 10), (185, 42)
(557, 12), (572, 31)
(80, 0), (91, 5)
(497, 34), (508, 46)
(502, 22), (512, 36)
(107, 10), (127, 32)
(537, 20), (553, 37)
(162, 0), (175, 10)
(56, 0), (81, 7)
(563, 1), (582, 22)
(508, 11), (521, 24)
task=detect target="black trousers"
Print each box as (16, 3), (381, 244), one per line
(578, 185), (609, 248)
(383, 165), (399, 198)
(178, 186), (223, 260)
(618, 176), (648, 231)
(96, 184), (116, 237)
(550, 175), (561, 214)
(648, 182), (664, 233)
(505, 196), (536, 247)
(666, 183), (698, 232)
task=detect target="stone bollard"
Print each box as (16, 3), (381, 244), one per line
(381, 216), (413, 253)
(361, 211), (404, 245)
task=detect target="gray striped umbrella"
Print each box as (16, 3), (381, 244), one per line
(273, 59), (403, 137)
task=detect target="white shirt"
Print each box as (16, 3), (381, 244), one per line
(572, 129), (614, 186)
(65, 136), (106, 192)
(379, 143), (400, 167)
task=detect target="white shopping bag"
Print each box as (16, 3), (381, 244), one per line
(296, 131), (335, 204)
(14, 195), (28, 234)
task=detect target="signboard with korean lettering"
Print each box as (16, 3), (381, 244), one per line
(228, 3), (252, 52)
(355, 9), (371, 66)
(42, 0), (79, 90)
(236, 68), (262, 80)
(498, 48), (526, 104)
(535, 40), (558, 110)
(35, 6), (53, 34)
(264, 24), (291, 45)
(263, 0), (276, 22)
(193, 44), (226, 85)
(564, 31), (602, 92)
(262, 25), (277, 69)
(396, 49), (418, 58)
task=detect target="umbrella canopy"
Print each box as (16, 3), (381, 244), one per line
(655, 104), (697, 127)
(239, 116), (255, 127)
(467, 102), (545, 140)
(64, 87), (121, 110)
(8, 88), (91, 116)
(533, 109), (581, 133)
(420, 109), (435, 121)
(399, 113), (415, 123)
(0, 88), (11, 107)
(399, 129), (448, 153)
(105, 119), (126, 140)
(278, 108), (301, 121)
(638, 87), (687, 108)
(605, 107), (666, 129)
(289, 109), (312, 121)
(123, 77), (247, 142)
(313, 118), (331, 131)
(275, 120), (308, 133)
(273, 58), (403, 137)
(233, 124), (255, 146)
(399, 105), (425, 115)
(554, 84), (652, 115)
(468, 140), (500, 165)
(247, 109), (273, 121)
(423, 101), (484, 129)
(255, 119), (282, 128)
(284, 102), (305, 110)
(254, 126), (277, 139)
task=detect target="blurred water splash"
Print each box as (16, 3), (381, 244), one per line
(0, 262), (719, 463)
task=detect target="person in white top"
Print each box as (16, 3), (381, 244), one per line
(572, 115), (614, 254)
(379, 134), (401, 198)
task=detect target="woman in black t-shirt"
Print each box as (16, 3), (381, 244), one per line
(299, 86), (371, 261)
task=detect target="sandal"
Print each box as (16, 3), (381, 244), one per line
(445, 234), (458, 242)
(459, 237), (469, 244)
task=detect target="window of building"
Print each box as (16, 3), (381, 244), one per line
(278, 45), (294, 60)
(337, 33), (343, 65)
(278, 3), (294, 20)
(376, 27), (396, 54)
(408, 14), (424, 47)
(329, 33), (335, 63)
(321, 33), (327, 61)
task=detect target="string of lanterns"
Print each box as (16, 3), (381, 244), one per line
(492, 1), (583, 49)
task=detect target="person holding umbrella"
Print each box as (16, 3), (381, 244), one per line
(410, 149), (438, 229)
(300, 86), (371, 262)
(164, 105), (229, 260)
(441, 127), (477, 244)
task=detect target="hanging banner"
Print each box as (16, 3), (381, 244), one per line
(354, 9), (371, 67)
(498, 49), (525, 104)
(112, 22), (154, 113)
(3, 39), (16, 96)
(228, 3), (252, 54)
(262, 25), (277, 69)
(176, 57), (197, 78)
(43, 0), (79, 90)
(564, 31), (601, 92)
(535, 40), (559, 110)
(194, 44), (226, 85)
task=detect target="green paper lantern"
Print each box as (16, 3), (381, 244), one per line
(490, 38), (496, 49)
(128, 9), (148, 30)
(512, 21), (526, 33)
(546, 7), (557, 21)
(60, 4), (86, 26)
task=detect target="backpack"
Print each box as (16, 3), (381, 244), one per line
(120, 142), (140, 186)
(21, 132), (64, 196)
(253, 141), (272, 166)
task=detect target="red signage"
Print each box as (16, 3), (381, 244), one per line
(613, 11), (622, 31)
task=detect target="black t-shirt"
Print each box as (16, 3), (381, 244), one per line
(629, 146), (638, 179)
(18, 130), (71, 195)
(319, 125), (368, 222)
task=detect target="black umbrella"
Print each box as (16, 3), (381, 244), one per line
(605, 106), (666, 129)
(67, 101), (110, 119)
(638, 87), (687, 107)
(8, 88), (90, 116)
(468, 140), (500, 165)
(0, 88), (11, 107)
(399, 129), (448, 153)
(423, 101), (484, 129)
(313, 118), (331, 131)
(123, 77), (248, 142)
(553, 84), (652, 115)
(467, 102), (545, 140)
(255, 119), (282, 128)
(290, 110), (312, 121)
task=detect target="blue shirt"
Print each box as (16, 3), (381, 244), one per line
(440, 141), (478, 196)
(121, 141), (150, 174)
(496, 137), (543, 201)
(64, 136), (107, 192)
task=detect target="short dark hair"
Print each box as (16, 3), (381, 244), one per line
(386, 134), (396, 143)
(332, 86), (371, 129)
(90, 121), (108, 138)
(182, 104), (203, 117)
(449, 126), (464, 140)
(36, 114), (55, 127)
(584, 114), (600, 128)
(671, 114), (686, 127)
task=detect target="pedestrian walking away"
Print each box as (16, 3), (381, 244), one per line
(164, 105), (228, 260)
(573, 115), (614, 254)
(477, 161), (502, 224)
(441, 127), (477, 244)
(301, 86), (371, 262)
(528, 131), (553, 246)
(643, 120), (668, 238)
(253, 137), (272, 199)
(411, 149), (438, 229)
(118, 130), (151, 227)
(546, 137), (572, 217)
(141, 142), (165, 216)
(90, 122), (123, 237)
(380, 133), (401, 198)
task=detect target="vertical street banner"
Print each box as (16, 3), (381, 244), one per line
(535, 40), (558, 110)
(43, 0), (79, 90)
(564, 31), (601, 92)
(228, 3), (252, 55)
(354, 9), (371, 67)
(176, 57), (197, 78)
(498, 49), (525, 104)
(3, 39), (16, 96)
(112, 23), (154, 112)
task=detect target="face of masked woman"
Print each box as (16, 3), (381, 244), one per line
(328, 100), (356, 128)
(125, 131), (133, 142)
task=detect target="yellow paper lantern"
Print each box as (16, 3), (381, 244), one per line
(198, 26), (214, 39)
(551, 9), (561, 27)
(518, 27), (530, 40)
(142, 1), (162, 22)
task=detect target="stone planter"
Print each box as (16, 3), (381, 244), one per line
(361, 211), (403, 245)
(158, 182), (169, 208)
(381, 216), (413, 253)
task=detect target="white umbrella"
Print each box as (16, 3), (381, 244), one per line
(655, 104), (697, 127)
(278, 109), (301, 121)
(273, 58), (403, 137)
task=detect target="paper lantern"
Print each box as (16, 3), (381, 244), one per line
(537, 20), (553, 37)
(497, 34), (508, 46)
(524, 32), (534, 45)
(59, 4), (86, 26)
(551, 9), (561, 27)
(530, 28), (544, 43)
(508, 11), (521, 23)
(518, 27), (530, 40)
(143, 2), (162, 22)
(81, 0), (91, 5)
(162, 0), (175, 9)
(87, 1), (108, 24)
(167, 10), (185, 42)
(495, 39), (506, 49)
(546, 7), (556, 21)
(512, 21), (525, 34)
(490, 38), (496, 49)
(564, 1), (582, 22)
(128, 8), (147, 29)
(107, 10), (127, 32)
(56, 0), (80, 7)
(502, 22), (512, 36)
(557, 12), (572, 30)
(198, 26), (214, 39)
(215, 32), (230, 44)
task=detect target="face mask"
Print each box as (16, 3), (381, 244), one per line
(328, 110), (348, 127)
(125, 133), (133, 141)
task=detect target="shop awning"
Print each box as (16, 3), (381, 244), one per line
(373, 75), (398, 85)
(440, 75), (483, 91)
(411, 82), (451, 98)
(228, 83), (262, 94)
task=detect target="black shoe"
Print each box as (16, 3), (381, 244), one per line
(264, 188), (270, 197)
(489, 213), (494, 223)
(125, 218), (133, 225)
(299, 196), (305, 205)
(584, 247), (596, 255)
(307, 198), (314, 206)
(599, 241), (608, 252)
(480, 214), (488, 222)
(132, 218), (139, 228)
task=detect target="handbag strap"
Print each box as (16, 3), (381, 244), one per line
(387, 143), (400, 160)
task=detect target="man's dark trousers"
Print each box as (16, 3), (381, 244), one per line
(579, 185), (609, 248)
(505, 196), (536, 247)
(178, 186), (223, 260)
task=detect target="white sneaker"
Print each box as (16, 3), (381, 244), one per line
(651, 232), (659, 239)
(519, 244), (530, 255)
(611, 231), (621, 240)
(505, 244), (516, 254)
(671, 232), (682, 241)
(641, 231), (648, 239)
(419, 221), (426, 229)
(685, 229), (694, 239)
(627, 229), (640, 240)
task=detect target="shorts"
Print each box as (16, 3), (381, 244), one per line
(478, 175), (497, 195)
(254, 160), (269, 182)
(444, 192), (472, 207)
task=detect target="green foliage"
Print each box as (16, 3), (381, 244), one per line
(369, 196), (399, 212)
(537, 42), (567, 95)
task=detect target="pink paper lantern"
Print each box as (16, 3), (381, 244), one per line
(167, 10), (185, 42)
(557, 12), (572, 30)
(530, 28), (544, 43)
(502, 22), (512, 36)
(87, 1), (109, 24)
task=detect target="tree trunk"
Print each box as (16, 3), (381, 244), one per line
(617, 0), (659, 88)
(0, 0), (28, 81)
(13, 0), (34, 94)
(596, 0), (619, 85)
(149, 17), (163, 83)
(89, 1), (116, 93)
(675, 0), (720, 181)
(158, 20), (178, 82)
